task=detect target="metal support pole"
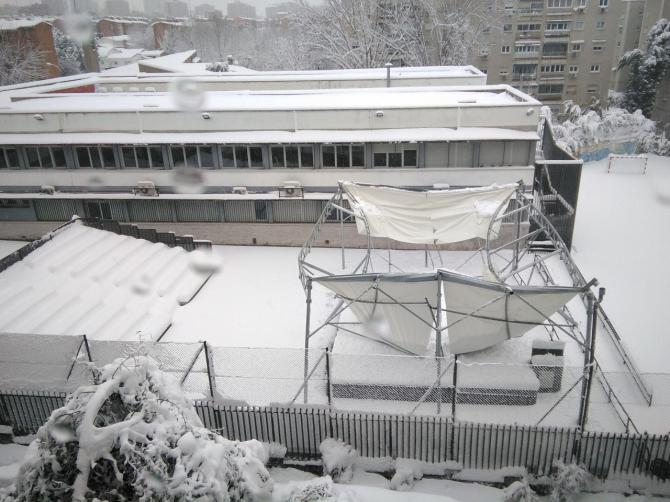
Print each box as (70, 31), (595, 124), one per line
(513, 190), (522, 272)
(577, 293), (594, 430)
(325, 348), (332, 408)
(424, 245), (428, 268)
(435, 276), (443, 414)
(340, 204), (346, 270)
(304, 278), (313, 404)
(451, 354), (458, 421)
(82, 334), (93, 363)
(581, 288), (604, 430)
(203, 341), (215, 399)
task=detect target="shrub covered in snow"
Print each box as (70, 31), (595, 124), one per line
(206, 61), (230, 72)
(544, 103), (670, 157)
(272, 476), (335, 502)
(550, 461), (591, 502)
(319, 439), (357, 484)
(503, 478), (538, 502)
(389, 458), (423, 491)
(0, 355), (272, 501)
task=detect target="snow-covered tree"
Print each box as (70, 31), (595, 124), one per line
(0, 32), (48, 86)
(53, 28), (85, 77)
(0, 354), (272, 501)
(618, 18), (670, 118)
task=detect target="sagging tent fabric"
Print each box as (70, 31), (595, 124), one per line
(441, 270), (582, 354)
(315, 273), (439, 355)
(342, 182), (517, 245)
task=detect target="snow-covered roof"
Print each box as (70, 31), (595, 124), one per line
(0, 221), (214, 341)
(0, 18), (52, 30)
(2, 85), (538, 113)
(104, 48), (145, 61)
(0, 128), (539, 145)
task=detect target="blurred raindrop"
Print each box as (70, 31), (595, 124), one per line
(131, 273), (153, 296)
(86, 175), (104, 187)
(171, 164), (205, 194)
(50, 423), (76, 443)
(189, 249), (222, 274)
(171, 77), (205, 111)
(62, 13), (93, 44)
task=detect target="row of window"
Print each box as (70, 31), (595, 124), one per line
(0, 143), (420, 170)
(547, 0), (608, 8)
(504, 20), (605, 33)
(511, 63), (599, 75)
(499, 41), (605, 56)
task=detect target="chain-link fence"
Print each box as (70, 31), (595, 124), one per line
(0, 333), (667, 434)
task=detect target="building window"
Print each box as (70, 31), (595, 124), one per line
(122, 145), (166, 169)
(254, 200), (268, 221)
(503, 24), (513, 32)
(575, 0), (587, 6)
(517, 23), (541, 32)
(75, 146), (116, 168)
(322, 144), (365, 168)
(547, 0), (571, 8)
(573, 21), (584, 30)
(0, 147), (20, 169)
(544, 42), (568, 57)
(515, 44), (540, 55)
(220, 145), (264, 169)
(568, 65), (579, 73)
(596, 20), (605, 29)
(86, 201), (112, 220)
(546, 21), (570, 31)
(541, 64), (565, 73)
(538, 83), (564, 94)
(0, 199), (30, 208)
(270, 145), (314, 168)
(587, 86), (599, 94)
(501, 45), (511, 54)
(599, 0), (608, 6)
(592, 42), (604, 51)
(590, 64), (600, 72)
(571, 42), (582, 52)
(24, 146), (67, 169)
(171, 145), (213, 168)
(373, 147), (417, 168)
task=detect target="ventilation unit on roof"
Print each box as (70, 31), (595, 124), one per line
(280, 180), (304, 198)
(40, 185), (56, 195)
(133, 181), (158, 197)
(232, 186), (248, 195)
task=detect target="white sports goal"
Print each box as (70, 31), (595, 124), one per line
(607, 154), (648, 174)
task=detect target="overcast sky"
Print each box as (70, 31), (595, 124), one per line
(0, 0), (297, 17)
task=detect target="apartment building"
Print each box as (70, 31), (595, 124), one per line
(474, 0), (624, 114)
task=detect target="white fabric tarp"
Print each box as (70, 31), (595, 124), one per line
(316, 274), (438, 355)
(442, 271), (581, 354)
(342, 182), (517, 245)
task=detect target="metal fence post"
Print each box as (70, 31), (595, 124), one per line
(203, 341), (216, 399)
(578, 292), (596, 431)
(304, 278), (313, 404)
(325, 347), (332, 408)
(452, 354), (458, 421)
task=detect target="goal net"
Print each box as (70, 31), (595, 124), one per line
(607, 154), (648, 174)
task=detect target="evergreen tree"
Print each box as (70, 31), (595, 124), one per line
(53, 28), (85, 77)
(618, 18), (670, 117)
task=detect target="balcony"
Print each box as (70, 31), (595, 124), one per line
(512, 73), (537, 81)
(543, 51), (568, 58)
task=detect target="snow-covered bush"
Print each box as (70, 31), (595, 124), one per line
(273, 476), (335, 502)
(503, 478), (538, 502)
(389, 458), (423, 491)
(206, 61), (230, 72)
(550, 461), (591, 502)
(1, 354), (272, 501)
(544, 103), (670, 157)
(319, 438), (357, 484)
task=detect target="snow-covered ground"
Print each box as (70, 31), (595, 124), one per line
(572, 155), (670, 374)
(0, 241), (24, 260)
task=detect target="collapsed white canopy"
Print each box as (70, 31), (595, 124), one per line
(342, 182), (517, 245)
(442, 271), (581, 354)
(315, 274), (439, 355)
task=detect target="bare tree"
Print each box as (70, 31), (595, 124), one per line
(0, 32), (48, 86)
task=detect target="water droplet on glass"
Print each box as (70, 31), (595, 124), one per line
(171, 77), (205, 111)
(171, 164), (205, 194)
(87, 175), (104, 187)
(131, 273), (153, 296)
(189, 250), (222, 274)
(62, 13), (93, 44)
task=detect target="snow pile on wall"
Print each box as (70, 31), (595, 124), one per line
(319, 439), (358, 484)
(545, 105), (658, 156)
(0, 221), (217, 341)
(1, 354), (271, 501)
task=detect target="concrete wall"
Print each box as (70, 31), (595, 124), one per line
(0, 220), (525, 250)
